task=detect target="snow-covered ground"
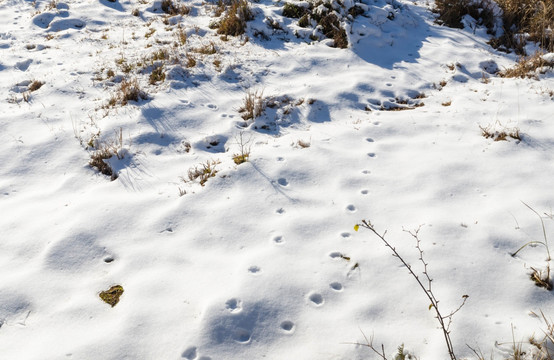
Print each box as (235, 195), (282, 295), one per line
(1, 0), (553, 358)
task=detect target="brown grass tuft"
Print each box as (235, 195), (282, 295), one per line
(239, 89), (265, 120)
(217, 0), (253, 36)
(161, 0), (190, 16)
(480, 124), (521, 141)
(499, 52), (554, 78)
(28, 80), (44, 92)
(491, 0), (554, 53)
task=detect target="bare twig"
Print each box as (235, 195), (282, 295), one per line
(356, 220), (468, 360)
(344, 328), (388, 360)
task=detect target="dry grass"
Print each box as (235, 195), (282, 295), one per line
(296, 139), (311, 148)
(149, 64), (165, 84)
(434, 0), (495, 30)
(182, 160), (220, 186)
(28, 80), (44, 92)
(175, 24), (187, 45)
(239, 89), (265, 121)
(436, 0), (553, 53)
(319, 13), (348, 48)
(530, 265), (553, 290)
(89, 128), (125, 180)
(90, 147), (117, 180)
(186, 54), (197, 67)
(488, 0), (554, 53)
(113, 78), (147, 106)
(161, 0), (190, 16)
(216, 0), (253, 36)
(499, 52), (554, 78)
(193, 41), (217, 54)
(480, 124), (521, 141)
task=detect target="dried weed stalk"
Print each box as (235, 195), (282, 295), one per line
(354, 221), (468, 360)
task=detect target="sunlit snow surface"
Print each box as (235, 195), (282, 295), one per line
(1, 0), (554, 358)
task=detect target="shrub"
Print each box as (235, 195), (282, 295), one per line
(282, 2), (306, 18)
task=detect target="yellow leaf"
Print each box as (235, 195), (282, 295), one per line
(354, 224), (359, 232)
(429, 304), (434, 310)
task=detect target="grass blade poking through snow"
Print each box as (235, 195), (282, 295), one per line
(355, 220), (468, 360)
(511, 201), (552, 261)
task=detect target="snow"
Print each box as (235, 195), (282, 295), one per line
(1, 0), (553, 358)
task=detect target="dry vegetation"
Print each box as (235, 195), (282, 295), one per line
(436, 0), (554, 54)
(479, 123), (521, 141)
(181, 160), (220, 187)
(161, 0), (190, 16)
(500, 52), (554, 78)
(281, 0), (361, 48)
(239, 89), (265, 121)
(213, 0), (253, 37)
(492, 0), (554, 54)
(89, 128), (125, 180)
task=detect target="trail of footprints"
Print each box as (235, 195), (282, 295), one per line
(182, 135), (375, 358)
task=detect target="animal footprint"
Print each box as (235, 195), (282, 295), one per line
(273, 235), (284, 244)
(280, 320), (295, 333)
(182, 346), (198, 359)
(365, 138), (374, 142)
(367, 153), (376, 158)
(330, 282), (343, 291)
(360, 189), (369, 195)
(233, 328), (251, 343)
(225, 298), (242, 313)
(346, 204), (356, 212)
(276, 208), (285, 214)
(277, 178), (288, 186)
(308, 292), (324, 306)
(248, 266), (261, 274)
